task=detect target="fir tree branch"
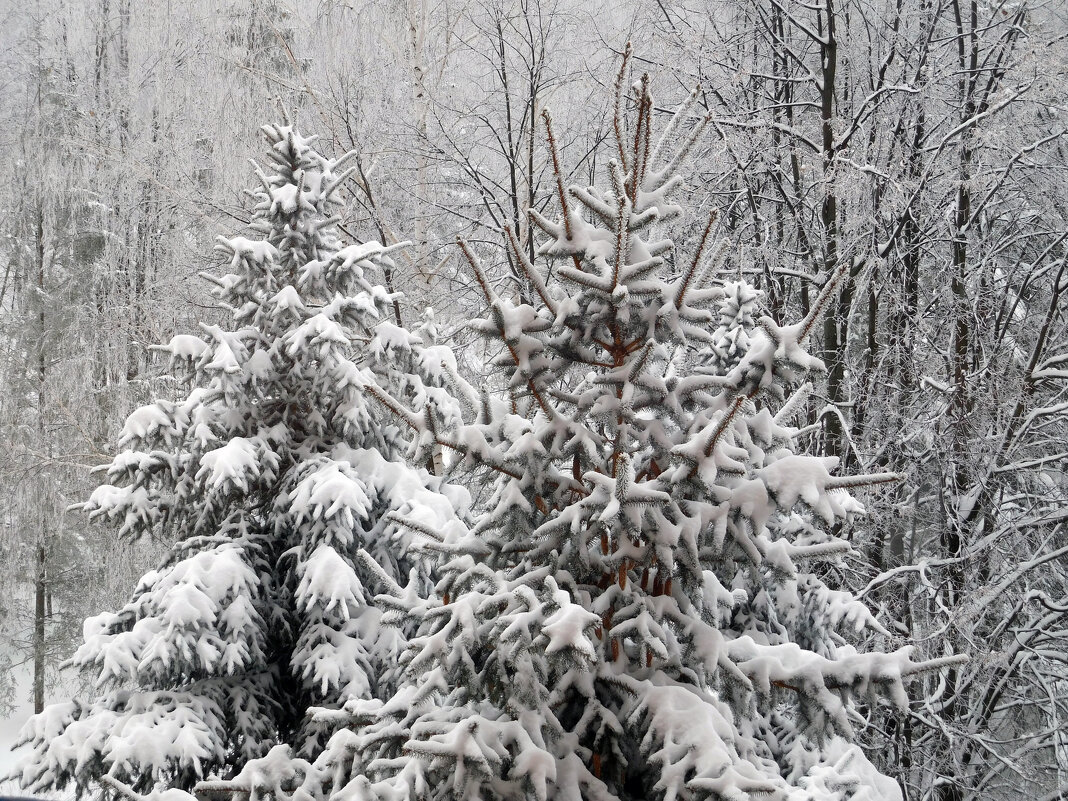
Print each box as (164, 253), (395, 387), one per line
(458, 239), (556, 419)
(364, 383), (424, 432)
(504, 224), (556, 315)
(193, 781), (253, 799)
(567, 185), (617, 226)
(674, 208), (719, 308)
(542, 109), (573, 242)
(356, 547), (406, 597)
(824, 472), (904, 490)
(556, 265), (613, 293)
(900, 653), (971, 676)
(457, 238), (498, 305)
(655, 112), (711, 183)
(97, 775), (155, 801)
(774, 382), (814, 425)
(365, 381), (525, 481)
(651, 84), (702, 170)
(785, 540), (852, 558)
(796, 258), (861, 344)
(630, 74), (653, 203)
(613, 42), (634, 175)
(611, 166), (629, 290)
(702, 396), (746, 459)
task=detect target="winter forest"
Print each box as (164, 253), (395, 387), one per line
(1, 0), (1067, 799)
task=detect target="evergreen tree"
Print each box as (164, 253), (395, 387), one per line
(13, 117), (468, 796)
(697, 280), (762, 377)
(304, 52), (960, 801)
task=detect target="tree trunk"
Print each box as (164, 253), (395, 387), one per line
(33, 545), (46, 714)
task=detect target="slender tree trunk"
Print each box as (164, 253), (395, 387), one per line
(815, 0), (847, 462)
(33, 545), (46, 714)
(33, 198), (48, 715)
(407, 0), (432, 285)
(936, 6), (979, 799)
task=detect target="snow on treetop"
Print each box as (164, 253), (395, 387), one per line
(158, 334), (209, 363)
(332, 241), (389, 271)
(269, 182), (308, 216)
(296, 545), (367, 619)
(264, 123), (319, 159)
(540, 578), (601, 659)
(372, 322), (418, 356)
(216, 235), (277, 267)
(19, 697), (222, 789)
(288, 460), (372, 531)
(286, 313), (349, 354)
(269, 285), (306, 315)
(788, 738), (904, 800)
(199, 325), (245, 374)
(196, 437), (260, 492)
(120, 403), (184, 446)
(633, 682), (779, 800)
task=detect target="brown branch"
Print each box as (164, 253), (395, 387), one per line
(796, 258), (857, 343)
(457, 238), (497, 306)
(674, 208), (719, 307)
(457, 238), (555, 419)
(613, 42), (634, 173)
(542, 109), (573, 241)
(703, 396), (746, 459)
(825, 472), (904, 490)
(365, 383), (524, 480)
(504, 224), (556, 315)
(612, 177), (629, 291)
(630, 75), (653, 203)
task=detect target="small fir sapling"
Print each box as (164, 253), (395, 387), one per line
(698, 280), (762, 377)
(13, 116), (468, 797)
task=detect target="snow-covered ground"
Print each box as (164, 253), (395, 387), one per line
(1, 653), (67, 798)
(0, 663), (34, 794)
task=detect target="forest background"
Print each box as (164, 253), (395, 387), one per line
(1, 0), (1068, 799)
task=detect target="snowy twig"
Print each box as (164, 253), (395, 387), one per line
(98, 775), (145, 801)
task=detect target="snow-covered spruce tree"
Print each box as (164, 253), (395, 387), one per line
(14, 117), (468, 796)
(307, 54), (961, 801)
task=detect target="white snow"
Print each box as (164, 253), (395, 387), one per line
(197, 438), (260, 491)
